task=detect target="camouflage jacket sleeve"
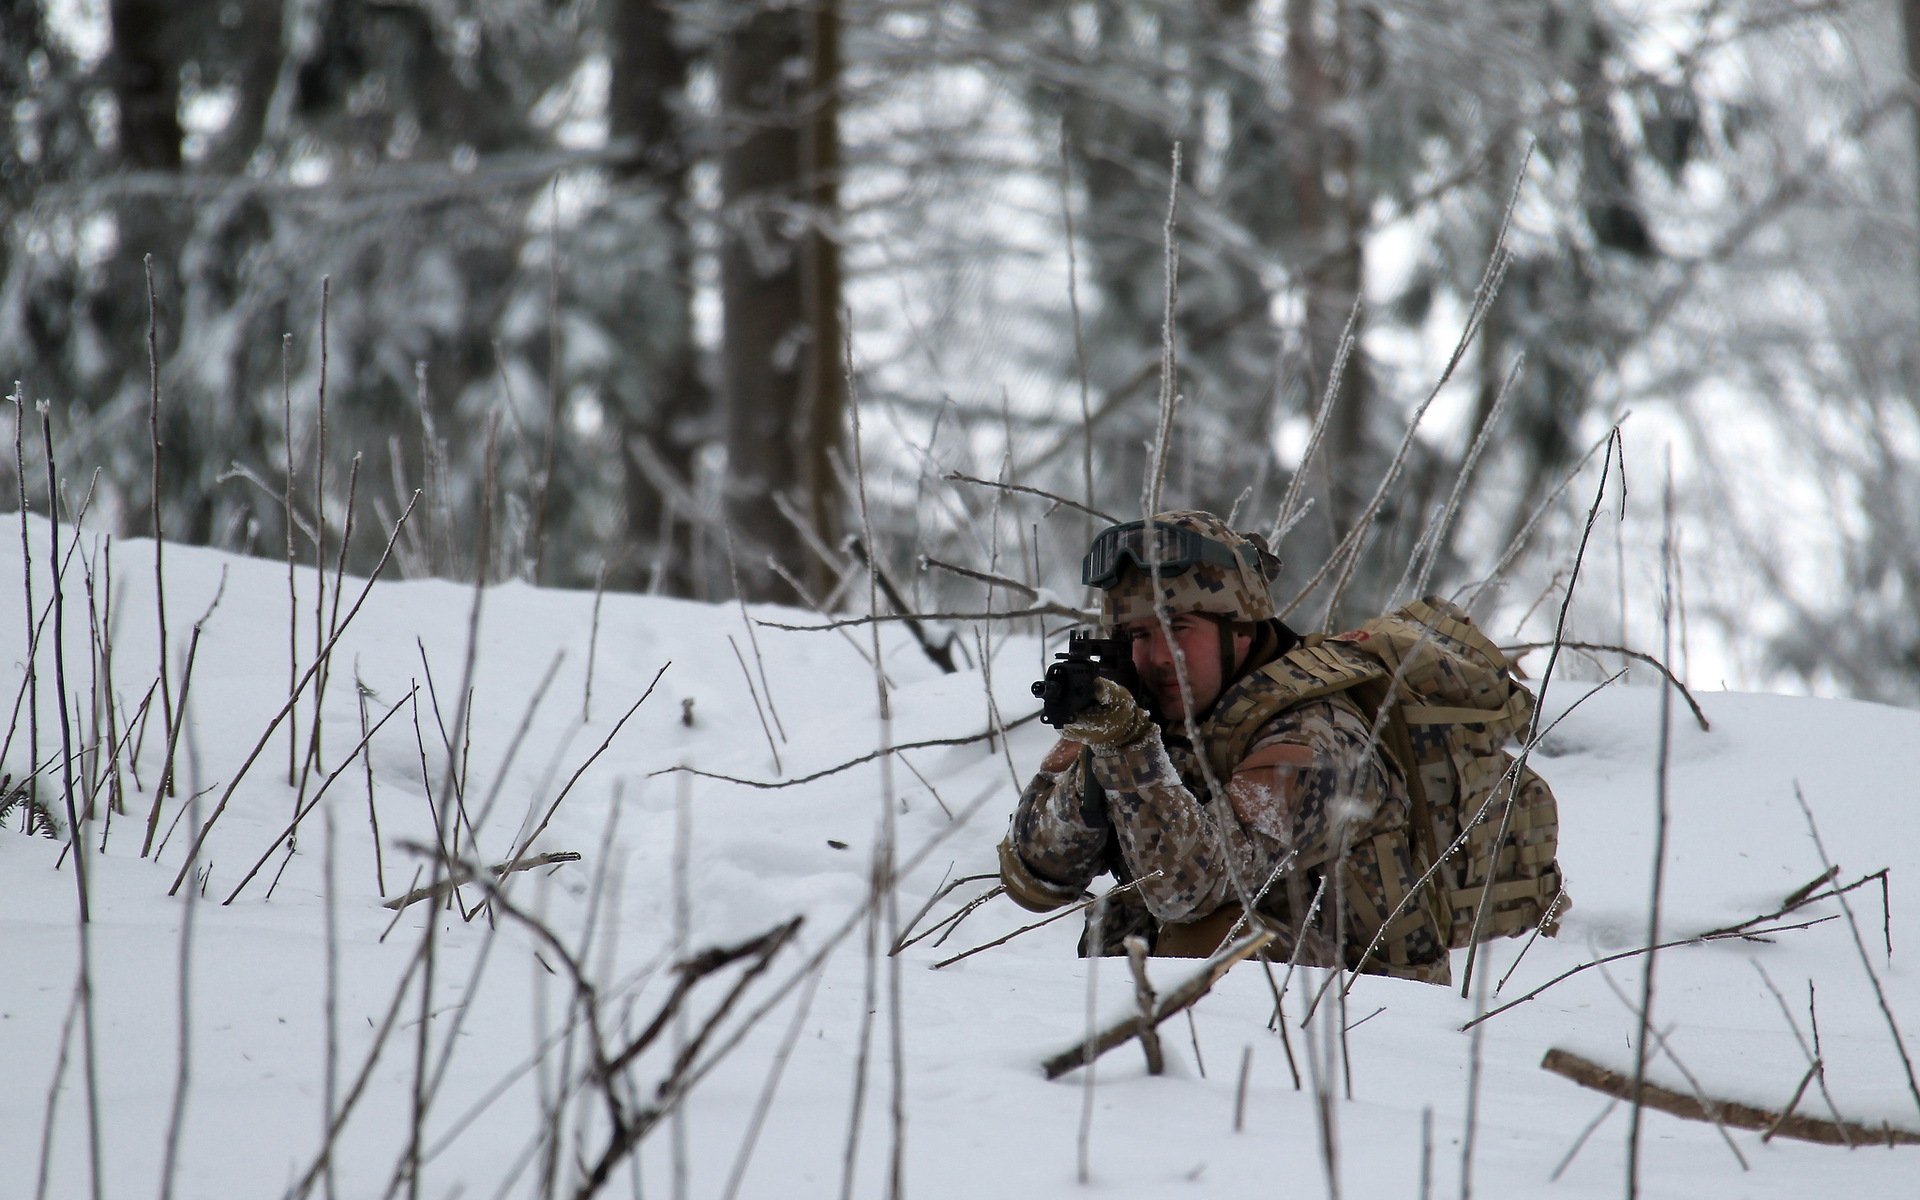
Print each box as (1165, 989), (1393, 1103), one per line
(1081, 696), (1405, 925)
(999, 737), (1113, 913)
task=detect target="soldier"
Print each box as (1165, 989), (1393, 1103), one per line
(998, 511), (1452, 983)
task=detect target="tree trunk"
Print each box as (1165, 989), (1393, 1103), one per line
(1286, 0), (1370, 585)
(718, 0), (841, 602)
(800, 0), (846, 573)
(610, 0), (709, 595)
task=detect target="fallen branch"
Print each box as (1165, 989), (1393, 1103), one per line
(1541, 1048), (1920, 1147)
(381, 850), (583, 911)
(1042, 926), (1275, 1081)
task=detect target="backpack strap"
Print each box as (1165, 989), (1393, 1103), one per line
(1202, 641), (1452, 959)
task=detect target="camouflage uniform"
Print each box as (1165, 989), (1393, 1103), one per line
(999, 511), (1452, 984)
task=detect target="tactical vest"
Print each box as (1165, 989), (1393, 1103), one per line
(1177, 597), (1567, 954)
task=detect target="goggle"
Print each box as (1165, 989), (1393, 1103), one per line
(1081, 520), (1252, 589)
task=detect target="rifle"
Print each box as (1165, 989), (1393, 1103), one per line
(1030, 631), (1142, 728)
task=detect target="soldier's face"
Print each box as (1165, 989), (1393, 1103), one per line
(1124, 612), (1250, 721)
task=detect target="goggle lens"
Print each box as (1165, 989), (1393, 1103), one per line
(1082, 521), (1242, 589)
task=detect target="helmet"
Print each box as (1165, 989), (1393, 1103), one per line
(1086, 510), (1282, 627)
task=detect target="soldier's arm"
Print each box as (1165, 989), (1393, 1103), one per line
(1222, 697), (1405, 876)
(998, 738), (1113, 912)
(1083, 698), (1400, 924)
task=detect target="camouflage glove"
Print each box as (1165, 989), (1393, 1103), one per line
(1062, 676), (1154, 749)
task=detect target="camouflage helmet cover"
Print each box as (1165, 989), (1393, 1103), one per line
(1095, 510), (1283, 627)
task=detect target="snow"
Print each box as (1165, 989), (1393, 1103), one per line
(3, 516), (1919, 1199)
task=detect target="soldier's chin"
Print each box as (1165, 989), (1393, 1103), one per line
(1152, 688), (1186, 718)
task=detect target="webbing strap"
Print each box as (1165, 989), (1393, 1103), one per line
(1401, 598), (1510, 671)
(1401, 690), (1531, 729)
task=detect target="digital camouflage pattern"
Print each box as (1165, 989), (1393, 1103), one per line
(1098, 510), (1282, 628)
(1001, 654), (1453, 984)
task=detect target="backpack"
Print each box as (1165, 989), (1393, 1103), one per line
(1209, 597), (1568, 950)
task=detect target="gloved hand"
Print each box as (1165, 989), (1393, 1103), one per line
(1062, 676), (1154, 749)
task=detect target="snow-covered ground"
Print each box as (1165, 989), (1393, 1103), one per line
(3, 519), (1918, 1199)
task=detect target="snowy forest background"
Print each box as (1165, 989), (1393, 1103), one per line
(4, 0), (1919, 698)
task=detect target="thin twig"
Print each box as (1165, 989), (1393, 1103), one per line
(942, 471), (1118, 525)
(654, 714), (1039, 790)
(1792, 784), (1920, 1122)
(166, 493), (421, 895)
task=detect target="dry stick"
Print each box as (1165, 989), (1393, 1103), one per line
(1269, 304), (1351, 549)
(583, 560), (606, 721)
(33, 988), (80, 1200)
(284, 332), (298, 786)
(1124, 936), (1166, 1075)
(758, 601), (1089, 634)
(1460, 423), (1622, 611)
(1493, 888), (1568, 996)
(466, 648), (566, 836)
(1077, 897), (1105, 1184)
(321, 804), (340, 1200)
(1043, 928), (1275, 1081)
(1751, 961), (1855, 1143)
(1765, 1059), (1824, 1144)
(1320, 155), (1526, 626)
(313, 280), (331, 800)
(923, 882), (1005, 951)
(1400, 352), (1522, 605)
(1625, 458), (1680, 1200)
(380, 851), (581, 913)
(1056, 121), (1096, 540)
(1805, 982), (1851, 1145)
(286, 944), (432, 1200)
(39, 402), (101, 1198)
(300, 454), (361, 806)
(12, 387), (41, 829)
(1549, 1097), (1619, 1182)
(144, 257), (176, 798)
(920, 554), (1040, 603)
(656, 714), (1039, 791)
(932, 872), (1164, 971)
(941, 471), (1119, 526)
(510, 663), (670, 863)
(532, 176), (563, 585)
(889, 872), (997, 954)
(1542, 1048), (1920, 1147)
(145, 573), (228, 858)
(1503, 640), (1709, 732)
(157, 767), (201, 1200)
(719, 957), (831, 1200)
(851, 364), (909, 1200)
(727, 635), (784, 774)
(1459, 430), (1623, 995)
(847, 534), (958, 675)
(724, 530), (788, 741)
(1146, 142), (1182, 519)
(1594, 966), (1750, 1170)
(1460, 916), (1835, 1033)
(573, 783), (1003, 1173)
(1234, 1045), (1254, 1132)
(221, 688), (416, 905)
(166, 493), (420, 895)
(1792, 783), (1920, 1122)
(356, 676), (387, 895)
